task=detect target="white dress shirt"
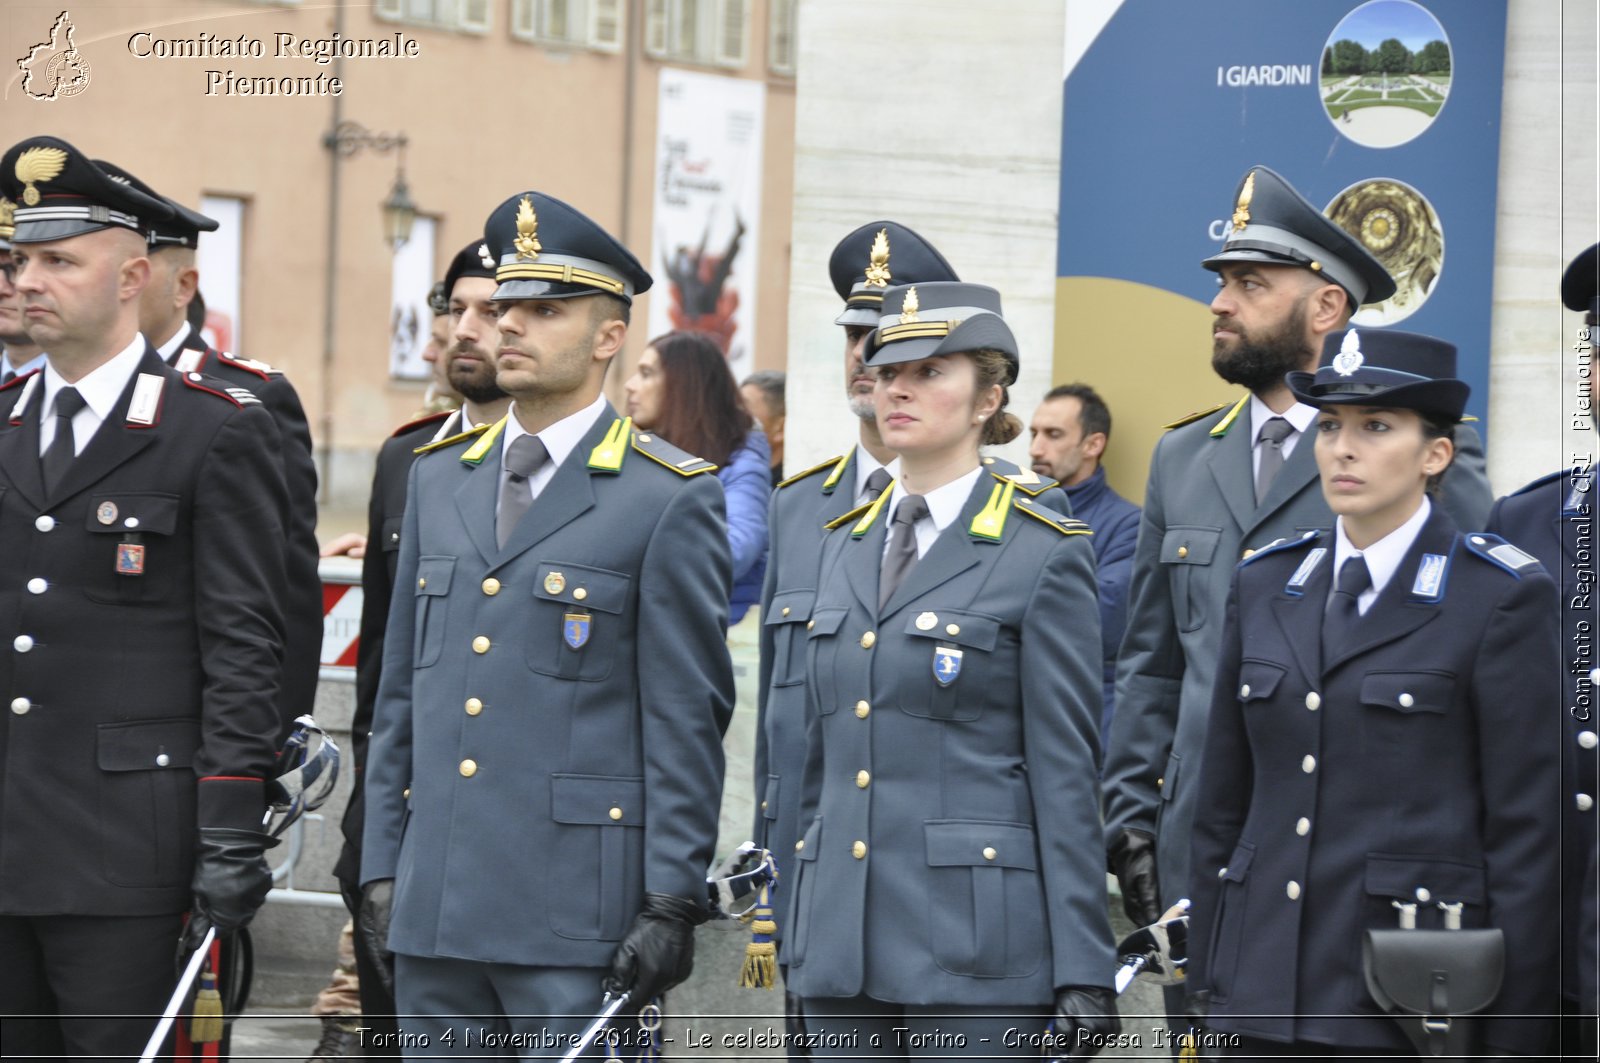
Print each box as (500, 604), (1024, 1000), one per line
(1330, 496), (1433, 615)
(496, 394), (608, 517)
(853, 446), (901, 507)
(38, 336), (146, 456)
(1248, 393), (1318, 480)
(881, 465), (985, 561)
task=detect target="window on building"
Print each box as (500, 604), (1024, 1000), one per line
(196, 196), (246, 354)
(373, 0), (493, 34)
(643, 0), (748, 69)
(510, 0), (624, 53)
(768, 0), (796, 76)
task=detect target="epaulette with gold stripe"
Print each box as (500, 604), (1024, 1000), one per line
(415, 420), (490, 456)
(630, 427), (717, 476)
(825, 499), (875, 532)
(981, 457), (1060, 497)
(777, 454), (846, 490)
(1013, 495), (1093, 536)
(1161, 399), (1235, 432)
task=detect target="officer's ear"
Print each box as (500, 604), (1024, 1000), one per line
(118, 254), (151, 305)
(174, 264), (200, 311)
(587, 296), (628, 367)
(1308, 281), (1353, 334)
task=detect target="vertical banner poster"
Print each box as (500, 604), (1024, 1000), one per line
(389, 215), (437, 381)
(1057, 0), (1507, 480)
(649, 66), (765, 380)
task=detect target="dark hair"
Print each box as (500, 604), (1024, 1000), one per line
(186, 288), (207, 334)
(1419, 410), (1457, 496)
(1043, 382), (1112, 443)
(970, 348), (1022, 446)
(590, 293), (632, 327)
(644, 330), (753, 467)
(742, 369), (786, 418)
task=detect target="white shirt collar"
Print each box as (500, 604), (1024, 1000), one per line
(501, 393), (609, 475)
(41, 335), (147, 424)
(1332, 496), (1433, 613)
(882, 465), (985, 559)
(1249, 392), (1318, 442)
(2, 349), (47, 378)
(152, 320), (192, 362)
(853, 445), (901, 504)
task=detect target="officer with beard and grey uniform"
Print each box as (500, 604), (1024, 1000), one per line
(752, 222), (1066, 1056)
(1100, 165), (1493, 1028)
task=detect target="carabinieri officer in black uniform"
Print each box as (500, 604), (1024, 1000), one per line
(785, 282), (1118, 1059)
(1187, 328), (1561, 1057)
(0, 136), (287, 1058)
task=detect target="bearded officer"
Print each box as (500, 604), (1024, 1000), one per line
(1100, 165), (1493, 1025)
(0, 135), (286, 1059)
(359, 191), (731, 1055)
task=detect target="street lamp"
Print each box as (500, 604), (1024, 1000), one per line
(323, 120), (416, 250)
(381, 169), (417, 252)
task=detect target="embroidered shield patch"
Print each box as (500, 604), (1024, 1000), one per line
(563, 612), (590, 650)
(932, 646), (963, 688)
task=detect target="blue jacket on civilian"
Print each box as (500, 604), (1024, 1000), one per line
(1062, 466), (1139, 742)
(723, 428), (771, 624)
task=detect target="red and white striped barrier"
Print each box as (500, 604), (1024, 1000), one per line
(318, 557), (363, 682)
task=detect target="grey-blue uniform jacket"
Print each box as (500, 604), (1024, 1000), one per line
(1187, 509), (1560, 1054)
(783, 476), (1114, 1005)
(361, 406), (733, 967)
(1102, 397), (1492, 911)
(753, 455), (1065, 951)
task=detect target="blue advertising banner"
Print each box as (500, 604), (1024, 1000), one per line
(1057, 0), (1507, 468)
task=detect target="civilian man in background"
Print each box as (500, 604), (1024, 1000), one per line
(1028, 382), (1139, 744)
(742, 369), (786, 486)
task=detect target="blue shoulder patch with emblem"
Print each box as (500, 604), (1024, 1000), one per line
(1461, 533), (1544, 578)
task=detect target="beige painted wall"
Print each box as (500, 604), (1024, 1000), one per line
(1, 0), (796, 528)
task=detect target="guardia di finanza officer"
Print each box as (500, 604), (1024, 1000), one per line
(0, 136), (287, 1058)
(360, 190), (732, 1050)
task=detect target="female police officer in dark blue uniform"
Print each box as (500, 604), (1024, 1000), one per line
(783, 283), (1119, 1059)
(1187, 329), (1562, 1057)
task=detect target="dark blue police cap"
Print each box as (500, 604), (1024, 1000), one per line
(1287, 328), (1468, 420)
(864, 282), (1018, 385)
(830, 221), (959, 327)
(1562, 243), (1597, 313)
(484, 191), (651, 305)
(1203, 165), (1396, 307)
(0, 136), (174, 244)
(442, 239), (498, 303)
(93, 159), (218, 250)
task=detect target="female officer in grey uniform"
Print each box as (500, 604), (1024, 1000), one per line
(784, 282), (1119, 1059)
(1186, 329), (1562, 1057)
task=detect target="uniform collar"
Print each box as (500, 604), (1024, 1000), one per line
(41, 334), (146, 423)
(1333, 495), (1433, 603)
(151, 319), (192, 361)
(501, 392), (607, 474)
(1248, 392), (1318, 442)
(1, 348), (46, 378)
(883, 464), (984, 536)
(853, 443), (900, 504)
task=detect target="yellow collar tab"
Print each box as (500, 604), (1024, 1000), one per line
(820, 450), (854, 493)
(1207, 396), (1250, 438)
(587, 416), (632, 472)
(425, 419), (492, 457)
(778, 454), (846, 490)
(1160, 399), (1232, 433)
(850, 481), (896, 537)
(969, 480), (1016, 541)
(825, 499), (874, 531)
(442, 419), (500, 461)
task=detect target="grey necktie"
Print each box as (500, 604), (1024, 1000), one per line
(1255, 416), (1294, 503)
(496, 434), (550, 548)
(1321, 554), (1373, 664)
(41, 387), (87, 493)
(879, 494), (930, 612)
(862, 466), (892, 503)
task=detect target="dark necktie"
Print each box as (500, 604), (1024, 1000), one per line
(41, 386), (87, 493)
(1322, 554), (1373, 664)
(879, 494), (929, 612)
(1255, 416), (1294, 503)
(496, 434), (550, 548)
(862, 466), (892, 503)
(1, 369), (13, 386)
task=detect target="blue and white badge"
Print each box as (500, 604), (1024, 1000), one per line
(563, 612), (591, 650)
(1412, 553), (1449, 600)
(1287, 548), (1328, 593)
(933, 645), (963, 687)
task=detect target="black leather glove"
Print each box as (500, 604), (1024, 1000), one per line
(357, 878), (396, 998)
(1052, 985), (1121, 1058)
(187, 828), (277, 946)
(1108, 828), (1162, 928)
(604, 893), (706, 1005)
(1185, 988), (1211, 1029)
